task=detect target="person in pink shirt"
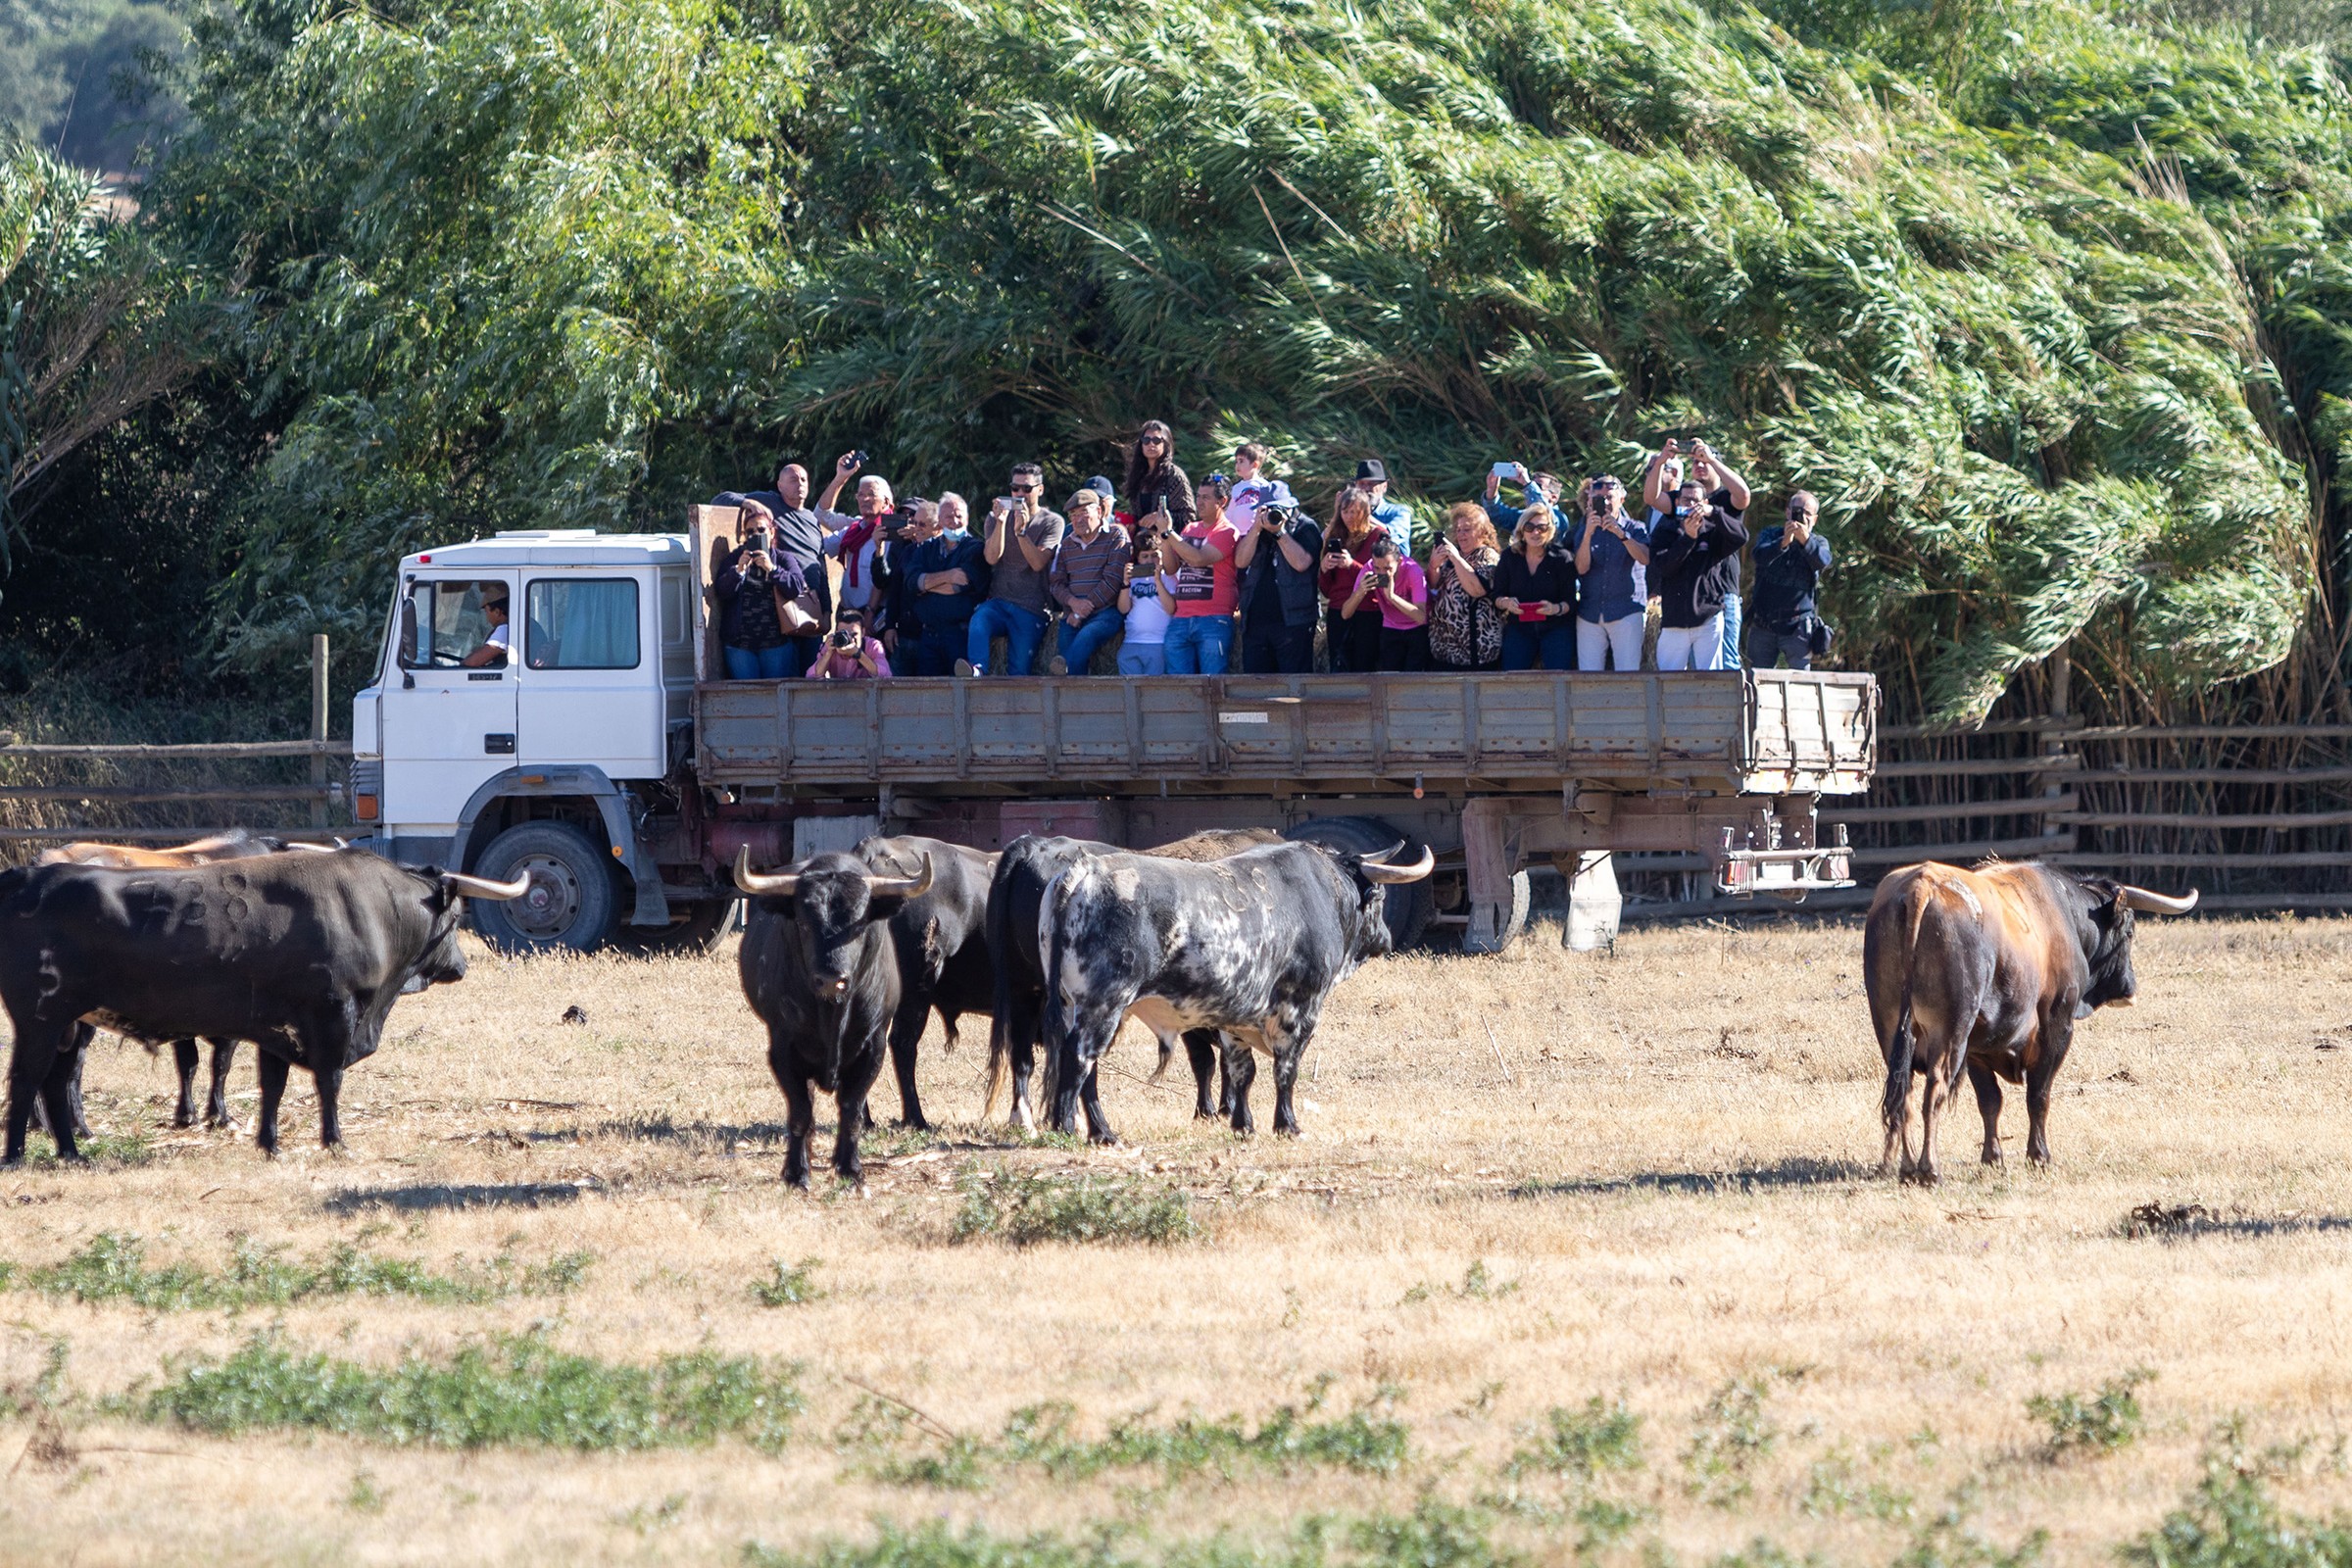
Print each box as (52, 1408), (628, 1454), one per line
(1341, 533), (1430, 670)
(807, 610), (893, 679)
(1157, 475), (1241, 674)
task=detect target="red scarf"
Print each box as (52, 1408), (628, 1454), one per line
(836, 514), (882, 589)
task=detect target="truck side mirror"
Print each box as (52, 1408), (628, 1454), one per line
(396, 595), (421, 670)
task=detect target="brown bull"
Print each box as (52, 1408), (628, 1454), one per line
(1864, 859), (2196, 1186)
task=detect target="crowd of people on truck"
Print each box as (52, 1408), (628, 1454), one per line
(707, 428), (1833, 681)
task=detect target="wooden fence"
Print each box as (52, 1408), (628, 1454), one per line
(1620, 708), (2352, 919)
(0, 637), (352, 851)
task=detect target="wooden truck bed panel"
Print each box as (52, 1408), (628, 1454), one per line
(692, 670), (1875, 796)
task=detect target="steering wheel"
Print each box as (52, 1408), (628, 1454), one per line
(429, 650), (466, 667)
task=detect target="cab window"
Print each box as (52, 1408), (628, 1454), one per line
(525, 578), (641, 670)
(399, 580), (509, 667)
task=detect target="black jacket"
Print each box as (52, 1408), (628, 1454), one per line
(1648, 508), (1748, 628)
(1237, 514), (1326, 632)
(1493, 547), (1578, 621)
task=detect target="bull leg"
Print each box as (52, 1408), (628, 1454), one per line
(32, 1022), (95, 1142)
(2025, 1011), (2077, 1166)
(5, 1017), (72, 1165)
(1048, 996), (1127, 1141)
(1006, 995), (1041, 1132)
(36, 1040), (86, 1163)
(1225, 1039), (1258, 1135)
(765, 1030), (815, 1189)
(1185, 1030), (1220, 1121)
(1911, 1051), (1965, 1188)
(1967, 1061), (2004, 1166)
(254, 1052), (291, 1157)
(206, 1039), (240, 1131)
(173, 1039), (202, 1128)
(1270, 1043), (1306, 1138)
(884, 1003), (930, 1131)
(1079, 1064), (1116, 1146)
(832, 1053), (887, 1184)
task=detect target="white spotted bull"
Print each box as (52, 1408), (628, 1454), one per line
(1039, 839), (1432, 1141)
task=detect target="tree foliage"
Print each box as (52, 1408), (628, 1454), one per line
(113, 0), (2352, 717)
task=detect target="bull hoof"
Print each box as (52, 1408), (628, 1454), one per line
(173, 1111), (197, 1131)
(782, 1167), (811, 1191)
(894, 1116), (930, 1132)
(1900, 1167), (1940, 1188)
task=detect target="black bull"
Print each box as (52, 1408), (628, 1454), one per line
(0, 852), (528, 1163)
(733, 837), (997, 1186)
(1864, 858), (2198, 1186)
(1040, 839), (1434, 1141)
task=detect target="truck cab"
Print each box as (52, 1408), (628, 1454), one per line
(349, 530), (710, 950)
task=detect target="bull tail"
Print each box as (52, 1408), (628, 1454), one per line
(983, 867), (1015, 1120)
(1879, 880), (1935, 1160)
(1038, 866), (1078, 1120)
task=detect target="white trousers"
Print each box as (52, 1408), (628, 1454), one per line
(1655, 614), (1723, 671)
(1577, 613), (1644, 671)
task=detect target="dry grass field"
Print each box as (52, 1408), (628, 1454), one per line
(3, 912), (2351, 1566)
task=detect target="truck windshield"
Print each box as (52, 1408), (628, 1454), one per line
(524, 578), (640, 669)
(399, 580), (507, 667)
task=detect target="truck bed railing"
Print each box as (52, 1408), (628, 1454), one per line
(694, 669), (1876, 798)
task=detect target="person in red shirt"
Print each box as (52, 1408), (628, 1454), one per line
(1157, 475), (1241, 674)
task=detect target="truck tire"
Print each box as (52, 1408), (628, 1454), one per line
(468, 821), (622, 954)
(1283, 814), (1436, 952)
(618, 898), (742, 957)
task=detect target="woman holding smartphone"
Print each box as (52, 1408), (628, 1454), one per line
(1319, 487), (1386, 672)
(1491, 505), (1577, 670)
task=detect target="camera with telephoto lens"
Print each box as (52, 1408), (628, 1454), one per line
(830, 626), (857, 650)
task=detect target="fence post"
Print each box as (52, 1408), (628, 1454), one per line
(311, 634), (330, 830)
(2043, 643), (2074, 853)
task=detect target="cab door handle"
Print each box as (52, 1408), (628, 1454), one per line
(485, 733), (516, 755)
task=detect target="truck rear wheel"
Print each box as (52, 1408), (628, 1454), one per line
(469, 821), (621, 954)
(1283, 815), (1435, 952)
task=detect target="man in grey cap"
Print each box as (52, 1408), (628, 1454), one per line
(1354, 458), (1412, 556)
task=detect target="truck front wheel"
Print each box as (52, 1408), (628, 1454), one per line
(469, 821), (622, 954)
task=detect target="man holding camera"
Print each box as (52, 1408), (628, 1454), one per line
(1746, 491), (1833, 670)
(1571, 474), (1650, 670)
(713, 499), (820, 679)
(906, 493), (991, 677)
(1233, 488), (1320, 674)
(1642, 438), (1751, 668)
(713, 457), (837, 675)
(959, 462), (1064, 677)
(807, 610), (891, 679)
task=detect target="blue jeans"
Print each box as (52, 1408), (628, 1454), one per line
(1054, 606), (1124, 674)
(1162, 614), (1233, 674)
(1117, 642), (1166, 675)
(1500, 619), (1575, 671)
(723, 643), (798, 679)
(967, 599), (1049, 675)
(907, 621), (969, 676)
(1717, 594), (1742, 669)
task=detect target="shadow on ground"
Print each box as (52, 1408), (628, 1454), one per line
(322, 1181), (589, 1214)
(1513, 1156), (1871, 1199)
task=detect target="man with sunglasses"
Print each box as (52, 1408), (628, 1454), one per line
(960, 462), (1064, 677)
(1570, 473), (1650, 671)
(1746, 491), (1833, 670)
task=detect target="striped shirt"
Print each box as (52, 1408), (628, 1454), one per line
(1050, 522), (1132, 615)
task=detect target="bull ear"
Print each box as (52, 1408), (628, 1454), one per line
(734, 845), (801, 897)
(1359, 846), (1435, 884)
(2117, 885), (2199, 915)
(442, 869), (531, 901)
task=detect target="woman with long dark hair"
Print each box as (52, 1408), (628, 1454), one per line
(1318, 486), (1385, 672)
(1122, 420), (1195, 536)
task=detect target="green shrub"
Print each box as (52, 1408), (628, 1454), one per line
(2028, 1369), (2153, 1460)
(1684, 1377), (1780, 1505)
(951, 1168), (1195, 1247)
(138, 1332), (801, 1452)
(1505, 1397), (1643, 1480)
(1001, 1396), (1409, 1480)
(753, 1258), (823, 1307)
(19, 1233), (592, 1310)
(2123, 1424), (2352, 1568)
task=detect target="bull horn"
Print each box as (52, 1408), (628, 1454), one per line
(2118, 885), (2199, 915)
(1359, 846), (1435, 884)
(442, 869), (532, 901)
(863, 854), (933, 901)
(734, 845), (801, 897)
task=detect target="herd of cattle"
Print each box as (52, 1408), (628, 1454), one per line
(0, 829), (2200, 1188)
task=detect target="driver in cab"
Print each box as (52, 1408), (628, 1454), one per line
(463, 589), (511, 667)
